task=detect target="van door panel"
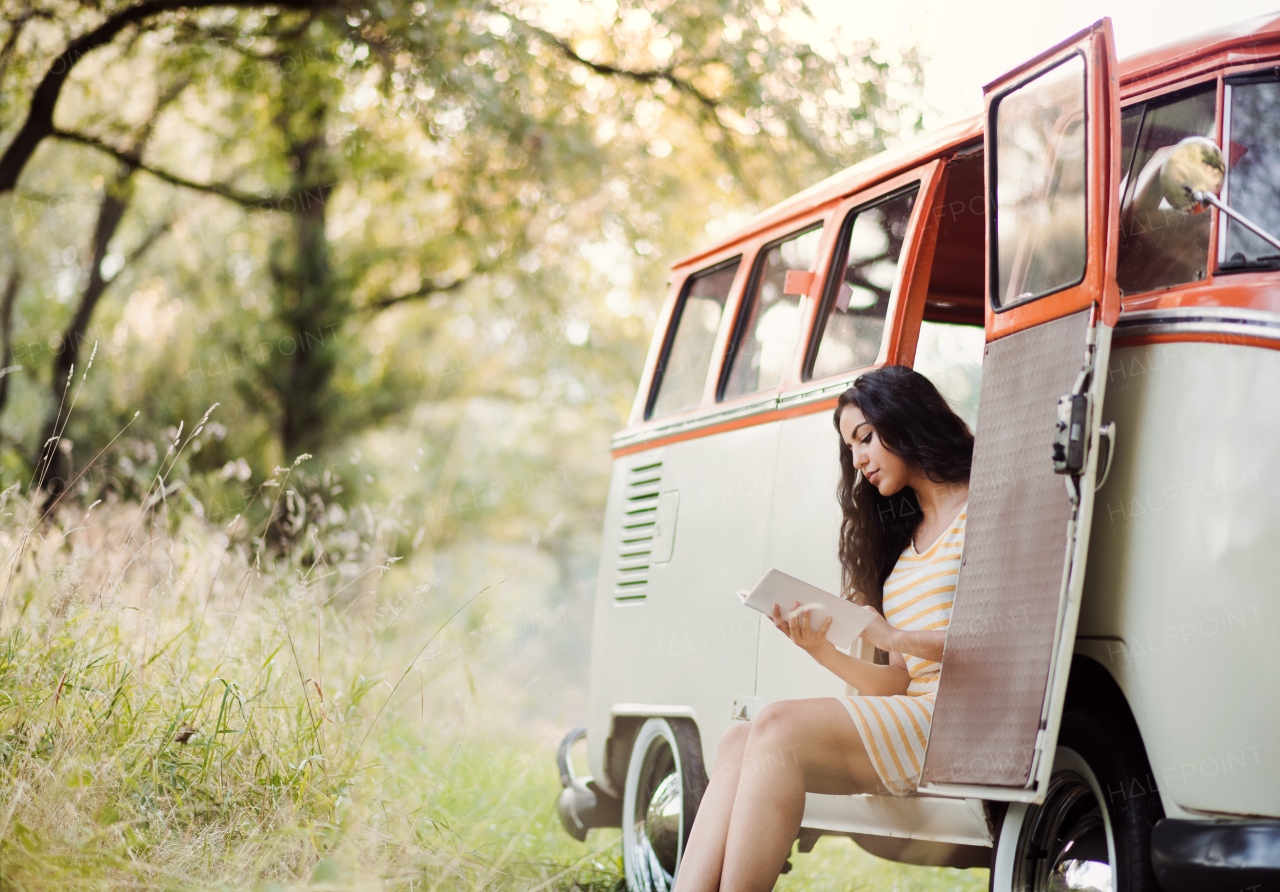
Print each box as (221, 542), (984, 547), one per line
(918, 309), (1088, 787)
(920, 19), (1121, 802)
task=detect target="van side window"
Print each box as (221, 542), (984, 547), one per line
(720, 225), (824, 401)
(648, 258), (740, 420)
(991, 53), (1088, 308)
(1115, 84), (1216, 294)
(808, 188), (917, 381)
(1221, 75), (1280, 269)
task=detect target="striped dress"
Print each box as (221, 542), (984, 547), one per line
(836, 506), (967, 795)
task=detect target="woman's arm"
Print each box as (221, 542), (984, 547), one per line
(770, 603), (910, 697)
(856, 606), (946, 663)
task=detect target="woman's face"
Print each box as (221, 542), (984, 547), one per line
(839, 404), (911, 496)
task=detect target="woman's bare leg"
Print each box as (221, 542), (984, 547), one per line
(672, 722), (751, 892)
(719, 698), (884, 892)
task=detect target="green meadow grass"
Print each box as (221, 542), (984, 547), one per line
(0, 475), (988, 891)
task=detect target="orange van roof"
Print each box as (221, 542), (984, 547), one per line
(1119, 11), (1280, 89)
(673, 13), (1280, 274)
(672, 116), (981, 272)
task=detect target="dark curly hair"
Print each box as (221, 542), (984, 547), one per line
(833, 365), (974, 613)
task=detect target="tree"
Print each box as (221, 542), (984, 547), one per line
(0, 0), (921, 482)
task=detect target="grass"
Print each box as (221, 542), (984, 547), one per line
(0, 434), (989, 890)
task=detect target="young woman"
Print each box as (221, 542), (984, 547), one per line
(672, 365), (975, 892)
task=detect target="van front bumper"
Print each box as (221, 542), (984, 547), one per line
(1152, 818), (1280, 892)
(555, 725), (622, 841)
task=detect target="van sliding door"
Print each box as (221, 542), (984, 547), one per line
(919, 19), (1121, 803)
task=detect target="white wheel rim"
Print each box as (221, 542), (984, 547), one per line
(623, 719), (685, 892)
(992, 746), (1116, 892)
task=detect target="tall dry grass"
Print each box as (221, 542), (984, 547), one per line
(0, 435), (620, 891)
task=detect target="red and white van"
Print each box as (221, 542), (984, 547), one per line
(556, 14), (1280, 892)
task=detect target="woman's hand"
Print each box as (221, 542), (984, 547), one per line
(770, 602), (835, 661)
(855, 604), (902, 653)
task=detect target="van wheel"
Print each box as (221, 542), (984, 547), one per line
(622, 718), (707, 892)
(990, 711), (1162, 891)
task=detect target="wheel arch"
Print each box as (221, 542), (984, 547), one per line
(1063, 652), (1166, 841)
(604, 706), (704, 798)
(1064, 653), (1139, 731)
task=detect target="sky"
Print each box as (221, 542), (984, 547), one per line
(810, 0), (1280, 131)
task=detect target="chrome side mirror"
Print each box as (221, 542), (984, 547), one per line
(1159, 136), (1280, 252)
(1159, 136), (1225, 213)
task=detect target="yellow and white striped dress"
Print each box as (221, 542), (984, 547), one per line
(836, 506), (967, 795)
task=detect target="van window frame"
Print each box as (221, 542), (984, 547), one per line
(716, 221), (826, 403)
(803, 182), (921, 382)
(1218, 67), (1277, 272)
(644, 253), (743, 421)
(987, 48), (1090, 314)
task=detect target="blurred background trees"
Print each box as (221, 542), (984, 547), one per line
(0, 0), (920, 621)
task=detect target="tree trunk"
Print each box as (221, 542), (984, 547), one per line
(270, 89), (342, 463)
(35, 171), (134, 493)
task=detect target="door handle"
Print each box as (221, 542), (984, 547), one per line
(1094, 422), (1116, 492)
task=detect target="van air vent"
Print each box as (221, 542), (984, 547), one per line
(614, 461), (662, 602)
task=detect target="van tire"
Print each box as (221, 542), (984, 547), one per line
(621, 717), (707, 892)
(989, 708), (1162, 892)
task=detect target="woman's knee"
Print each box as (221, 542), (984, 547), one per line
(717, 721), (751, 759)
(751, 701), (793, 737)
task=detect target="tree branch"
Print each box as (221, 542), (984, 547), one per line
(494, 9), (762, 197)
(106, 214), (176, 286)
(0, 266), (22, 418)
(51, 127), (285, 208)
(516, 18), (721, 114)
(365, 275), (472, 312)
(0, 0), (334, 194)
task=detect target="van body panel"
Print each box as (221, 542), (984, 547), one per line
(1081, 340), (1280, 818)
(1118, 271), (1280, 317)
(754, 407), (849, 705)
(586, 422), (782, 786)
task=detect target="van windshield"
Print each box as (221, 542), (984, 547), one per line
(1223, 77), (1280, 268)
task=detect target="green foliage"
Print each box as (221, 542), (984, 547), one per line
(0, 0), (921, 489)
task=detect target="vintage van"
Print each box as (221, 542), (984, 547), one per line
(555, 14), (1280, 892)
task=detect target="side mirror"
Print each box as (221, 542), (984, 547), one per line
(1159, 136), (1225, 213)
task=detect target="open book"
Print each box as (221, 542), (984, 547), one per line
(736, 568), (874, 649)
